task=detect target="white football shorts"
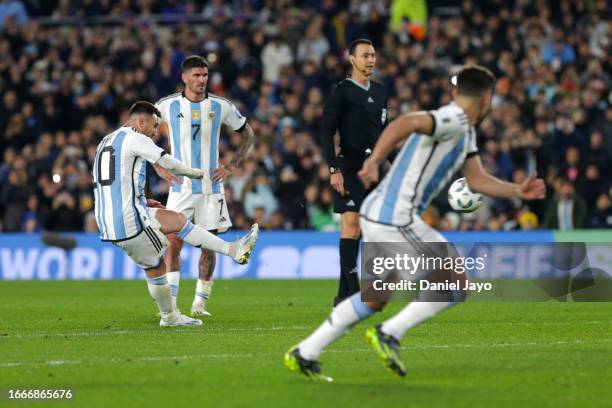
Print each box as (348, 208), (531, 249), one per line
(113, 208), (169, 269)
(166, 192), (231, 233)
(360, 215), (447, 244)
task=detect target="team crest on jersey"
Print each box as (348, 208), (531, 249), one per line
(208, 111), (216, 120)
(192, 110), (201, 121)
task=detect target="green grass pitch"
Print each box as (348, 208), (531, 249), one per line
(1, 280), (611, 407)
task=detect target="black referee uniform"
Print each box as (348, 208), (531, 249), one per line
(322, 78), (387, 211)
(321, 77), (387, 303)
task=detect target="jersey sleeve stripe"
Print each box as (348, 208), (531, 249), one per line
(428, 112), (436, 135)
(169, 100), (183, 193)
(379, 134), (421, 224)
(210, 100), (222, 194)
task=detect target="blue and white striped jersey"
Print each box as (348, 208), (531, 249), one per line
(361, 102), (479, 226)
(93, 127), (165, 241)
(155, 92), (246, 195)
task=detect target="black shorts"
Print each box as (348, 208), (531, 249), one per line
(332, 149), (375, 214)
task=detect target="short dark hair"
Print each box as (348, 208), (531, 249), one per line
(181, 55), (208, 72)
(455, 65), (496, 97)
(129, 101), (161, 118)
(348, 39), (373, 56)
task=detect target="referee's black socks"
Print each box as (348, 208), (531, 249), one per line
(335, 238), (360, 306)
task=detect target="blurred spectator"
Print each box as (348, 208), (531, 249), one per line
(586, 194), (612, 229)
(0, 0), (28, 29)
(0, 157), (34, 232)
(543, 178), (587, 230)
(0, 0), (609, 232)
(47, 191), (82, 231)
(22, 194), (43, 232)
(308, 187), (338, 232)
(83, 211), (98, 233)
(518, 211), (539, 230)
(542, 28), (576, 69)
(261, 34), (293, 84)
(297, 17), (330, 64)
(243, 173), (279, 223)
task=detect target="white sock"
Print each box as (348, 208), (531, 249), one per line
(178, 221), (231, 255)
(194, 279), (213, 305)
(146, 274), (173, 316)
(299, 293), (375, 360)
(166, 271), (180, 309)
(381, 302), (450, 340)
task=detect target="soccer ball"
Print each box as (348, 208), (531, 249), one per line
(448, 178), (483, 212)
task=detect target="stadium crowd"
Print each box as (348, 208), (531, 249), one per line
(0, 0), (610, 233)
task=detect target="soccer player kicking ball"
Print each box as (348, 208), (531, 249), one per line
(93, 101), (259, 327)
(284, 66), (546, 381)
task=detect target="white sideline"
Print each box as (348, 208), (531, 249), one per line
(1, 325), (312, 339)
(2, 338), (612, 369)
(3, 320), (611, 339)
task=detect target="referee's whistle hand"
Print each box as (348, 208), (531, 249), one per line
(358, 159), (379, 189)
(330, 173), (345, 196)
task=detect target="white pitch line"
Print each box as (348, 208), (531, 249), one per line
(3, 319), (611, 340)
(0, 325), (311, 339)
(2, 338), (612, 369)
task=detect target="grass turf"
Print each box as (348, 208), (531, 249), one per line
(1, 280), (611, 407)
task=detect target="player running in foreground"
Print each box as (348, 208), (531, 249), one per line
(155, 55), (255, 317)
(284, 65), (545, 381)
(93, 101), (259, 327)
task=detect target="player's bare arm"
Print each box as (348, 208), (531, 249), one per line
(461, 155), (546, 200)
(211, 122), (254, 182)
(359, 113), (433, 189)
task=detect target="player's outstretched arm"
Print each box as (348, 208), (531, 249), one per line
(129, 131), (204, 179)
(156, 154), (205, 179)
(359, 112), (433, 188)
(461, 155), (546, 200)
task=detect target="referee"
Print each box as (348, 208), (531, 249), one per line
(321, 39), (387, 305)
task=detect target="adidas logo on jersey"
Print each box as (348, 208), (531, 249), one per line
(177, 112), (184, 118)
(367, 97), (374, 103)
(347, 200), (356, 207)
(220, 216), (227, 222)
